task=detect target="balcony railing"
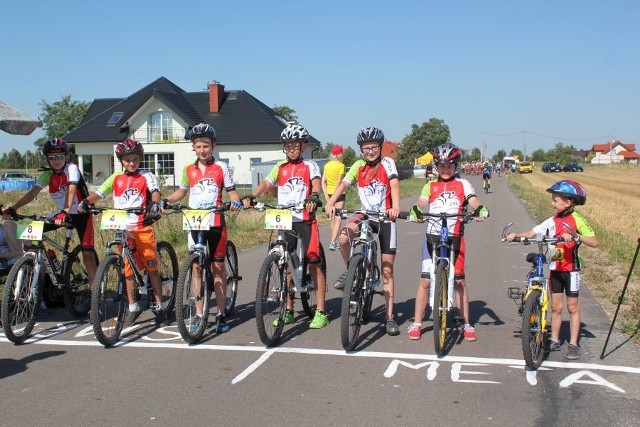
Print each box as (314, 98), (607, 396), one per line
(131, 126), (189, 144)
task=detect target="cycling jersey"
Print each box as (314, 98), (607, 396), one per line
(266, 158), (321, 222)
(96, 170), (160, 230)
(418, 178), (476, 236)
(36, 163), (89, 213)
(323, 159), (345, 195)
(343, 158), (398, 212)
(532, 211), (595, 272)
(180, 157), (236, 227)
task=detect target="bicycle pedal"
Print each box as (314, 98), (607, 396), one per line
(508, 287), (523, 300)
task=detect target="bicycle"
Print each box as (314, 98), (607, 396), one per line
(253, 202), (327, 347)
(408, 209), (475, 356)
(87, 206), (178, 347)
(502, 221), (577, 369)
(482, 171), (491, 193)
(335, 208), (388, 351)
(165, 202), (241, 343)
(1, 212), (98, 344)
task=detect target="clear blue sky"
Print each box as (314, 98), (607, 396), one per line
(1, 0), (638, 159)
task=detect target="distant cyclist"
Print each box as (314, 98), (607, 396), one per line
(482, 162), (492, 192)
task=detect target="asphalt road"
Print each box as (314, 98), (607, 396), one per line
(2, 173), (639, 426)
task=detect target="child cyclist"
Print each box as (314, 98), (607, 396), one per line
(4, 138), (97, 290)
(325, 126), (401, 336)
(162, 123), (242, 333)
(79, 139), (167, 326)
(506, 179), (598, 360)
(241, 124), (329, 329)
(407, 142), (489, 342)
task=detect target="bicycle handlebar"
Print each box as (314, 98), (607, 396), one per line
(1, 211), (74, 229)
(85, 206), (146, 215)
(164, 202), (231, 214)
(323, 207), (395, 221)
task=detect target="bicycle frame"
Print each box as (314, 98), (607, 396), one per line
(344, 211), (383, 293)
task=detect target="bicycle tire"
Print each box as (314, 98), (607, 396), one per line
(255, 252), (286, 346)
(176, 252), (210, 343)
(224, 240), (239, 316)
(301, 242), (327, 318)
(1, 256), (39, 344)
(156, 241), (178, 315)
(521, 289), (545, 369)
(90, 254), (126, 347)
(433, 263), (449, 356)
(62, 245), (98, 317)
(362, 243), (379, 323)
(340, 253), (366, 351)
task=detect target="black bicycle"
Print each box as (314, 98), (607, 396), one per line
(1, 212), (97, 344)
(166, 203), (241, 343)
(253, 202), (327, 347)
(87, 206), (178, 347)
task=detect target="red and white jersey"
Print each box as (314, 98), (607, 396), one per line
(419, 178), (477, 236)
(343, 158), (398, 212)
(36, 163), (89, 213)
(96, 170), (159, 229)
(179, 158), (236, 227)
(266, 159), (321, 222)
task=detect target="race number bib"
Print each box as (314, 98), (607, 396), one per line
(264, 209), (292, 230)
(16, 219), (44, 240)
(100, 210), (129, 230)
(182, 209), (212, 230)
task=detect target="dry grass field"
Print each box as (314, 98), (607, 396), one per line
(508, 164), (640, 336)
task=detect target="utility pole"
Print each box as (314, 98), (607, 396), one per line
(523, 130), (527, 160)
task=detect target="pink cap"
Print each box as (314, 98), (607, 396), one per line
(331, 145), (345, 156)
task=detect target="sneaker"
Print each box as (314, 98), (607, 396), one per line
(38, 300), (50, 315)
(407, 322), (422, 340)
(309, 310), (329, 329)
(150, 303), (166, 326)
(548, 339), (562, 351)
(565, 344), (581, 360)
(216, 314), (230, 333)
(125, 307), (144, 326)
(273, 310), (294, 327)
(188, 315), (204, 334)
(462, 324), (477, 341)
(386, 319), (400, 336)
(329, 241), (339, 251)
(334, 272), (347, 290)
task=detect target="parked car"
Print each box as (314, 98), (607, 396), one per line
(0, 172), (32, 179)
(563, 162), (584, 172)
(541, 162), (561, 172)
(0, 171), (36, 191)
(517, 161), (533, 173)
(413, 164), (426, 178)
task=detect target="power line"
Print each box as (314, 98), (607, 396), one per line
(482, 130), (616, 142)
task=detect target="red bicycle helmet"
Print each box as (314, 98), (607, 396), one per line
(115, 139), (144, 159)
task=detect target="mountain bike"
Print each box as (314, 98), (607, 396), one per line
(335, 208), (388, 351)
(409, 209), (475, 356)
(502, 222), (577, 369)
(87, 206), (178, 347)
(482, 171), (491, 193)
(165, 203), (241, 343)
(1, 213), (98, 344)
(253, 202), (326, 347)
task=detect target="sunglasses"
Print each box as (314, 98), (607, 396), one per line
(47, 154), (66, 161)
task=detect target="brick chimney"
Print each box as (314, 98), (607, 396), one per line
(208, 82), (225, 112)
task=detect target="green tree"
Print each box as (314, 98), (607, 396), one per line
(531, 148), (546, 162)
(491, 149), (507, 162)
(468, 147), (481, 161)
(35, 95), (90, 150)
(0, 149), (26, 168)
(272, 105), (299, 124)
(397, 118), (450, 165)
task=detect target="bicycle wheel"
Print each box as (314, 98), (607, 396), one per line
(1, 256), (40, 344)
(156, 241), (178, 315)
(301, 242), (327, 318)
(224, 240), (239, 316)
(62, 245), (97, 317)
(255, 252), (287, 346)
(362, 244), (379, 323)
(340, 253), (366, 351)
(90, 254), (126, 347)
(432, 263), (449, 356)
(521, 289), (545, 369)
(176, 252), (211, 343)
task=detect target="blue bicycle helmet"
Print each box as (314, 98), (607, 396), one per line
(546, 179), (587, 205)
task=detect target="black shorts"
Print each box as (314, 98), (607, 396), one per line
(549, 270), (580, 297)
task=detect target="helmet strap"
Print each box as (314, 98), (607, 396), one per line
(365, 156), (381, 167)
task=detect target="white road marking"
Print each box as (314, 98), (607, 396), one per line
(232, 349), (275, 384)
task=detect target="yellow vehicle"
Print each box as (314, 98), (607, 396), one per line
(517, 161), (533, 173)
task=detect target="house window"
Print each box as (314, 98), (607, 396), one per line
(219, 158), (229, 164)
(107, 112), (123, 126)
(250, 157), (262, 166)
(157, 153), (175, 176)
(150, 112), (173, 141)
(141, 154), (156, 172)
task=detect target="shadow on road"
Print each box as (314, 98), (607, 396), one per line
(0, 350), (66, 380)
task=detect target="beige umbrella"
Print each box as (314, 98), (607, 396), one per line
(0, 100), (43, 135)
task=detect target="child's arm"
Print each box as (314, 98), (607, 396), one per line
(8, 186), (42, 211)
(506, 230), (537, 242)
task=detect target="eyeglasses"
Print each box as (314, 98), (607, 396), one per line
(361, 146), (380, 153)
(47, 154), (65, 161)
(120, 157), (141, 164)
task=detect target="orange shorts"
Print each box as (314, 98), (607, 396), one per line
(122, 226), (159, 277)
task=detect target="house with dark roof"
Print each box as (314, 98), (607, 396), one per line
(63, 77), (322, 186)
(590, 140), (639, 164)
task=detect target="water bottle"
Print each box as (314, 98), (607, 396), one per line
(47, 249), (61, 271)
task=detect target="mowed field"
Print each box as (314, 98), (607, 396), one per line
(508, 164), (640, 334)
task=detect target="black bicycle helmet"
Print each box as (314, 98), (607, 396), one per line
(356, 126), (385, 145)
(115, 139), (144, 159)
(189, 123), (217, 141)
(42, 138), (69, 155)
(280, 124), (310, 143)
(433, 142), (462, 164)
(546, 180), (587, 205)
